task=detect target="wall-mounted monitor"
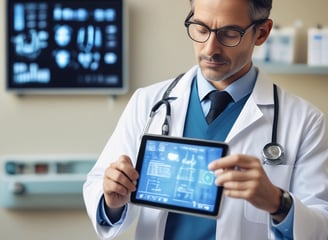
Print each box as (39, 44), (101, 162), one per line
(6, 0), (128, 95)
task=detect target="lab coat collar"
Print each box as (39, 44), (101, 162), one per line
(251, 68), (275, 106)
(226, 69), (274, 142)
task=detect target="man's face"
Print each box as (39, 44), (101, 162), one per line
(192, 0), (258, 88)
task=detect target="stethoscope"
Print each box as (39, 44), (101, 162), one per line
(262, 84), (284, 165)
(143, 74), (284, 165)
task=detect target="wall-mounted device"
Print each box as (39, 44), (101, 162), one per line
(6, 0), (128, 95)
(0, 155), (96, 209)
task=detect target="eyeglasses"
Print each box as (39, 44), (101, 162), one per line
(184, 12), (267, 47)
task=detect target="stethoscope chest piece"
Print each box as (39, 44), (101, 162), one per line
(262, 142), (284, 165)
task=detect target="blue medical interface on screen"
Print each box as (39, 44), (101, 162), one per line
(136, 140), (224, 212)
(7, 0), (125, 92)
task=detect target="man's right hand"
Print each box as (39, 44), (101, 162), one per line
(103, 155), (139, 210)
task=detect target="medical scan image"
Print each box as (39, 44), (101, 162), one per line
(7, 1), (124, 90)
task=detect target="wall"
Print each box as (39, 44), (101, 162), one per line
(0, 0), (327, 240)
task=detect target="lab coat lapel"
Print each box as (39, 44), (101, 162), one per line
(168, 66), (197, 136)
(226, 71), (274, 142)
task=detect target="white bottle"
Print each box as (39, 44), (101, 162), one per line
(321, 28), (328, 66)
(307, 26), (323, 66)
(267, 26), (281, 63)
(267, 26), (296, 64)
(277, 27), (296, 64)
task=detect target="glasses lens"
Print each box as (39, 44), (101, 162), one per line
(217, 29), (241, 47)
(187, 23), (210, 43)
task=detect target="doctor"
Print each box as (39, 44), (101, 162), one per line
(83, 0), (328, 239)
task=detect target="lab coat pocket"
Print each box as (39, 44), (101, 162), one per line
(244, 202), (267, 224)
(263, 164), (293, 189)
(244, 165), (293, 224)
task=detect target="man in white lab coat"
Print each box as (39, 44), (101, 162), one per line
(83, 0), (328, 239)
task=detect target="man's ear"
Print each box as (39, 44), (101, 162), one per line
(255, 19), (273, 46)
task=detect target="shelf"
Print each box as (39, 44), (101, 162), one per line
(254, 62), (328, 75)
(0, 155), (96, 209)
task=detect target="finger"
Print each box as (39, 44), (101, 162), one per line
(104, 167), (136, 195)
(213, 167), (240, 178)
(209, 154), (260, 171)
(118, 154), (134, 166)
(213, 168), (224, 176)
(220, 180), (250, 191)
(113, 155), (139, 181)
(103, 156), (139, 195)
(223, 188), (250, 199)
(215, 169), (249, 186)
(208, 155), (239, 171)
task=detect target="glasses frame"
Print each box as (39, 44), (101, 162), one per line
(184, 11), (267, 47)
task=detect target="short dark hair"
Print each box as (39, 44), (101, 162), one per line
(188, 0), (272, 20)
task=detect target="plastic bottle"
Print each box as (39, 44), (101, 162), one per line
(267, 25), (296, 64)
(321, 27), (328, 66)
(307, 25), (323, 66)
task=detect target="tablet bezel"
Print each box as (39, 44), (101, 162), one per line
(130, 134), (229, 218)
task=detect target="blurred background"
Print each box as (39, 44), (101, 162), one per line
(0, 0), (327, 239)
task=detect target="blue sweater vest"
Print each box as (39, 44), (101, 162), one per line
(164, 78), (249, 240)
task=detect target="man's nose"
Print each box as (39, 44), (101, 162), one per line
(202, 32), (223, 55)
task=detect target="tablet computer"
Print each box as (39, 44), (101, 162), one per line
(130, 134), (229, 218)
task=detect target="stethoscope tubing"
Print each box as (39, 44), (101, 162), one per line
(272, 84), (279, 144)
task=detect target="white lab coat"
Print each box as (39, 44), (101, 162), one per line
(83, 65), (328, 240)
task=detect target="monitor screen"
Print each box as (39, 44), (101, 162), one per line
(6, 0), (127, 95)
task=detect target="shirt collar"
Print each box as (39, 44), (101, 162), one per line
(197, 65), (258, 102)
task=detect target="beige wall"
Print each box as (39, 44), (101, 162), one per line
(0, 0), (327, 239)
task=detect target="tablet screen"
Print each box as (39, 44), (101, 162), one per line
(131, 134), (229, 218)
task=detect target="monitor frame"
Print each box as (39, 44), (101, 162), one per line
(5, 0), (128, 96)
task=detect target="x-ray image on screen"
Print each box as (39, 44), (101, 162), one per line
(6, 0), (127, 95)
